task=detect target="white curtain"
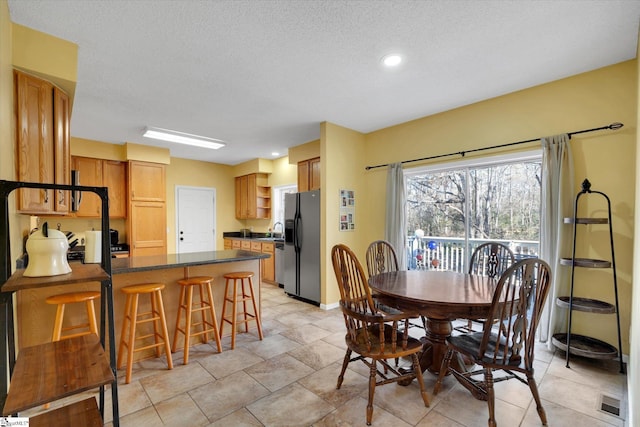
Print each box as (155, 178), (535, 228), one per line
(385, 163), (407, 270)
(539, 134), (574, 345)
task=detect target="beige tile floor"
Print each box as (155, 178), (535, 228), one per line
(25, 282), (628, 426)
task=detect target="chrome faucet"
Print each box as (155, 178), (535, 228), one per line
(273, 222), (284, 236)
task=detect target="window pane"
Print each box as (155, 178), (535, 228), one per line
(405, 157), (541, 271)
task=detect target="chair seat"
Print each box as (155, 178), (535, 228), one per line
(447, 331), (523, 367)
(346, 323), (423, 359)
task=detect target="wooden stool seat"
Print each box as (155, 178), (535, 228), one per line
(46, 290), (100, 342)
(172, 276), (222, 365)
(117, 283), (173, 384)
(220, 271), (263, 349)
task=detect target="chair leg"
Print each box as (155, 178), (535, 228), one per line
(433, 348), (454, 395)
(247, 276), (264, 340)
(336, 349), (352, 389)
(124, 294), (139, 384)
(527, 372), (548, 425)
(85, 299), (98, 335)
(484, 367), (496, 427)
(171, 285), (186, 353)
(366, 360), (377, 426)
(117, 295), (132, 370)
(154, 290), (174, 371)
(52, 304), (65, 342)
(183, 286), (194, 364)
(205, 283), (222, 353)
(411, 353), (430, 407)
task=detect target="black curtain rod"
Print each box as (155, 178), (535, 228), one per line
(364, 122), (624, 171)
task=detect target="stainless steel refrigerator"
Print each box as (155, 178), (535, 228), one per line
(284, 190), (320, 304)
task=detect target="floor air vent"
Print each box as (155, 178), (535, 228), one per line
(599, 394), (621, 417)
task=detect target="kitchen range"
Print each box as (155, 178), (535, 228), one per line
(66, 227), (129, 261)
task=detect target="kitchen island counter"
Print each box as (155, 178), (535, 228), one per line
(14, 250), (268, 356)
(111, 249), (269, 274)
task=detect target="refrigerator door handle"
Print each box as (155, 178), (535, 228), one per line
(294, 215), (301, 252)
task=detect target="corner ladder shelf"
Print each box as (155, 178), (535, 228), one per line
(551, 179), (624, 373)
(0, 180), (120, 425)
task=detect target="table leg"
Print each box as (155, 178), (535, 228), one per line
(399, 316), (467, 386)
(422, 317), (453, 374)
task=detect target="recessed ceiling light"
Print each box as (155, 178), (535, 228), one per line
(143, 127), (226, 149)
(271, 152), (280, 157)
(382, 54), (402, 67)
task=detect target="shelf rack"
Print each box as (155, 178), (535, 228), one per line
(0, 180), (119, 425)
(551, 179), (624, 373)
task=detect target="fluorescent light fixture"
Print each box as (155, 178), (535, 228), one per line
(143, 127), (226, 149)
(382, 54), (402, 67)
(271, 152), (280, 157)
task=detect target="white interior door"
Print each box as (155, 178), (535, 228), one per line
(176, 186), (216, 253)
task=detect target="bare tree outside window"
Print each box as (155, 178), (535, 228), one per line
(405, 158), (541, 271)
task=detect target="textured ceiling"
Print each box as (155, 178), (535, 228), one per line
(7, 0), (640, 165)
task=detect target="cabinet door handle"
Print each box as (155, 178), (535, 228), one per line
(58, 190), (64, 204)
(43, 189), (49, 203)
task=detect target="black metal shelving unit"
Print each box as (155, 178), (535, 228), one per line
(551, 179), (624, 374)
(0, 180), (119, 425)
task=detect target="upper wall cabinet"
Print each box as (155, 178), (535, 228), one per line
(298, 157), (320, 192)
(235, 173), (271, 219)
(129, 161), (166, 202)
(15, 70), (70, 214)
(72, 156), (127, 218)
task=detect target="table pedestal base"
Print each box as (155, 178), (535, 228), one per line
(398, 317), (468, 386)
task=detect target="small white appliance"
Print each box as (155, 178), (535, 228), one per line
(24, 222), (72, 277)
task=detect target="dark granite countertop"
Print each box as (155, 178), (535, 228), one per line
(111, 249), (269, 274)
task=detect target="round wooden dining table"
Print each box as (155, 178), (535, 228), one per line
(368, 270), (498, 376)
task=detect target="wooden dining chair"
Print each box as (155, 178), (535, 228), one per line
(332, 244), (430, 425)
(433, 258), (552, 427)
(460, 242), (515, 332)
(365, 240), (426, 330)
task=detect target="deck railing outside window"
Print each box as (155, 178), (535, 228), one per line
(406, 236), (539, 272)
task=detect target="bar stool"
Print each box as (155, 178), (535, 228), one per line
(220, 271), (263, 349)
(45, 291), (100, 341)
(172, 276), (222, 365)
(117, 283), (173, 384)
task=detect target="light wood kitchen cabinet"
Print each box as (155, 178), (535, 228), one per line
(103, 160), (127, 218)
(72, 157), (127, 218)
(129, 201), (167, 257)
(53, 87), (71, 213)
(261, 242), (275, 283)
(129, 161), (166, 201)
(223, 238), (233, 249)
(15, 70), (70, 214)
(235, 173), (271, 219)
(128, 161), (167, 257)
(72, 156), (102, 217)
(297, 157), (320, 192)
(226, 238), (275, 283)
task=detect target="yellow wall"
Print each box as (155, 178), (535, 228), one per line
(71, 137), (126, 161)
(1, 2), (30, 271)
(630, 30), (640, 427)
(321, 122), (367, 307)
(12, 23), (77, 107)
(125, 142), (170, 164)
(268, 156), (298, 188)
(289, 139), (320, 164)
(361, 60), (637, 353)
(232, 158), (274, 177)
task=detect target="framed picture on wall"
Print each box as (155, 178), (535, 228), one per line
(339, 189), (355, 231)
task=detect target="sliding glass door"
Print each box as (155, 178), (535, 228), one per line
(405, 151), (541, 271)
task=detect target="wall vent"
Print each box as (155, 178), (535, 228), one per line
(599, 394), (621, 417)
